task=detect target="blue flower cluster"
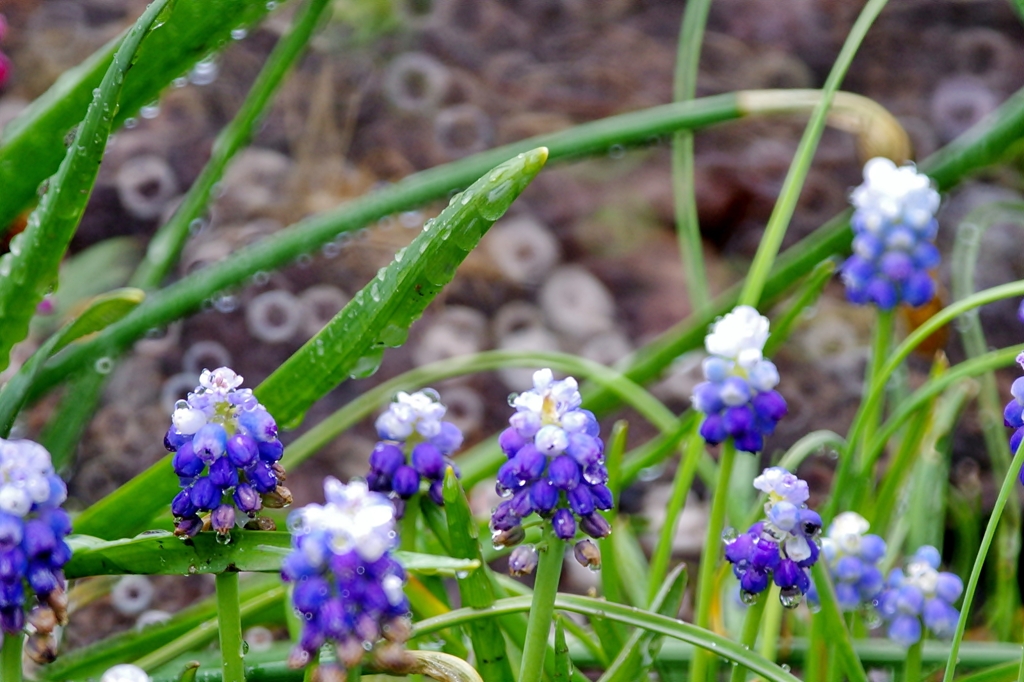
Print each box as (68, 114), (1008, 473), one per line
(1003, 352), (1024, 465)
(691, 306), (787, 453)
(0, 438), (71, 644)
(165, 368), (290, 538)
(491, 369), (613, 558)
(840, 158), (941, 310)
(877, 546), (963, 647)
(282, 478), (410, 672)
(723, 467), (821, 607)
(808, 512), (886, 611)
(367, 389), (463, 512)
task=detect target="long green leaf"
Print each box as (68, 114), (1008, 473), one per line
(256, 147), (549, 428)
(442, 468), (514, 682)
(0, 0), (284, 231)
(0, 288), (143, 435)
(0, 0), (170, 372)
(65, 532), (479, 578)
(413, 594), (802, 682)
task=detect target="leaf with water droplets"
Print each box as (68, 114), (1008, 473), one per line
(255, 147), (549, 427)
(0, 0), (283, 232)
(0, 0), (170, 373)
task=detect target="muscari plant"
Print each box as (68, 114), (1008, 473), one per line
(2, 0), (1024, 681)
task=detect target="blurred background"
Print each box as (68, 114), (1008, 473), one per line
(1, 0), (1023, 646)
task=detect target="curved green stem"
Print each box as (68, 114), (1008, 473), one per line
(690, 440), (737, 682)
(941, 440), (1024, 682)
(519, 529), (564, 682)
(730, 592), (768, 682)
(216, 572), (246, 682)
(738, 0), (893, 307)
(2, 632), (21, 682)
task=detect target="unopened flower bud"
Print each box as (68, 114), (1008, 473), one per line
(491, 526), (526, 549)
(262, 485), (293, 508)
(25, 632), (58, 664)
(28, 605), (58, 634)
(509, 544), (539, 576)
(573, 539), (601, 570)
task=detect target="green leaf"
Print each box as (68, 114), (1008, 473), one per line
(0, 288), (143, 435)
(414, 594), (803, 682)
(0, 0), (170, 373)
(64, 531), (479, 578)
(809, 562), (869, 682)
(0, 0), (285, 231)
(254, 147), (549, 428)
(442, 468), (515, 682)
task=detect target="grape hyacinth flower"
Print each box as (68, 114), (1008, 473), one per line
(367, 389), (464, 513)
(491, 369), (613, 570)
(840, 157), (942, 310)
(691, 306), (787, 453)
(0, 438), (72, 661)
(1002, 351), (1024, 465)
(807, 512), (886, 611)
(876, 545), (963, 647)
(723, 467), (821, 607)
(165, 367), (291, 539)
(282, 478), (411, 675)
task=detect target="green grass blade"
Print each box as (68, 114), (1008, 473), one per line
(809, 562), (869, 682)
(65, 531), (478, 578)
(554, 618), (572, 682)
(132, 0), (333, 290)
(28, 95), (739, 401)
(442, 468), (515, 682)
(0, 0), (170, 372)
(0, 288), (143, 435)
(738, 0), (892, 307)
(256, 148), (549, 428)
(414, 594), (802, 682)
(0, 0), (283, 231)
(671, 0), (714, 314)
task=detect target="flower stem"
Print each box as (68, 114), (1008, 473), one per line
(690, 439), (737, 682)
(1, 632), (21, 682)
(729, 591), (768, 682)
(216, 571), (246, 682)
(518, 528), (563, 682)
(941, 440), (1024, 682)
(904, 638), (922, 682)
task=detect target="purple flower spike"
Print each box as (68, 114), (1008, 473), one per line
(0, 438), (72, 638)
(874, 545), (962, 647)
(365, 389), (464, 517)
(725, 467), (819, 608)
(692, 306), (786, 453)
(283, 479), (410, 675)
(492, 370), (614, 569)
(168, 368), (289, 537)
(842, 158), (941, 310)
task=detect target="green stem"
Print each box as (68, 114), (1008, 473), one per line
(861, 310), (894, 454)
(400, 493), (420, 552)
(216, 572), (246, 682)
(738, 0), (892, 307)
(758, 586), (784, 665)
(905, 639), (923, 682)
(2, 632), (21, 682)
(690, 440), (737, 682)
(519, 530), (564, 682)
(730, 592), (768, 682)
(646, 424), (703, 605)
(671, 0), (713, 314)
(942, 440), (1024, 682)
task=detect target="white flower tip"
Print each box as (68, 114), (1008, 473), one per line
(532, 368), (554, 390)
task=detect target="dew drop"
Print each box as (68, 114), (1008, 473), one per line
(608, 144), (626, 159)
(94, 357), (114, 374)
(140, 101), (161, 119)
(455, 571), (469, 579)
(213, 293), (239, 314)
(231, 27), (249, 40)
(740, 590), (759, 605)
(350, 349), (384, 379)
